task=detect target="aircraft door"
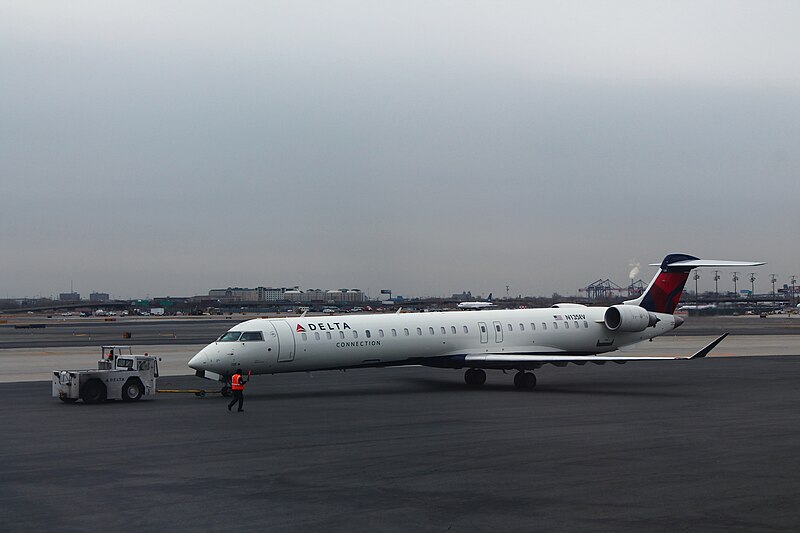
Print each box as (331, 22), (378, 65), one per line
(493, 321), (503, 343)
(478, 322), (488, 344)
(270, 320), (297, 362)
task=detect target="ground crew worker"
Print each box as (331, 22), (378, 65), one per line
(228, 368), (247, 412)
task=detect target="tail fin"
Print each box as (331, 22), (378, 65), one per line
(625, 254), (766, 314)
(487, 293), (492, 301)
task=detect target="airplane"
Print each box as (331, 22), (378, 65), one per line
(188, 253), (764, 391)
(457, 293), (496, 310)
(677, 304), (717, 311)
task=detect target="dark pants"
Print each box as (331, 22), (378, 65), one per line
(228, 390), (244, 411)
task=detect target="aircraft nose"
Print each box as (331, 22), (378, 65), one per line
(188, 349), (206, 370)
(673, 315), (685, 329)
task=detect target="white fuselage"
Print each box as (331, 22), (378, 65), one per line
(188, 307), (678, 377)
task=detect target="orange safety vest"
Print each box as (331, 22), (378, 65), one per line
(231, 373), (244, 391)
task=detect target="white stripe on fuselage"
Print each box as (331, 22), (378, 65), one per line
(191, 308), (677, 376)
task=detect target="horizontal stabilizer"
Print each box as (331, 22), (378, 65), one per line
(649, 259), (766, 268)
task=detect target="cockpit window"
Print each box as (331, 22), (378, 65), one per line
(218, 331), (242, 342)
(240, 331), (264, 342)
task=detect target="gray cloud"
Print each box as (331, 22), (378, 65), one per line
(2, 1), (798, 299)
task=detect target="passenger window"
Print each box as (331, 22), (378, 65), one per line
(519, 323), (524, 331)
(584, 321), (589, 328)
(365, 330), (371, 338)
(480, 325), (486, 333)
(353, 331), (359, 339)
(495, 324), (501, 332)
(301, 333), (308, 341)
(240, 331), (264, 341)
(417, 328), (422, 336)
(542, 323), (547, 330)
(379, 329), (384, 338)
(441, 327), (446, 335)
(339, 331), (345, 339)
(326, 332), (332, 340)
(451, 326), (457, 334)
(314, 332), (320, 340)
(531, 323), (536, 331)
(429, 327), (435, 335)
(553, 322), (558, 330)
(575, 321), (580, 329)
(392, 329), (397, 337)
(507, 324), (513, 332)
(463, 326), (469, 334)
(404, 328), (410, 336)
(564, 322), (569, 329)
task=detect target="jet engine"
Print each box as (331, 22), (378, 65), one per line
(603, 305), (659, 332)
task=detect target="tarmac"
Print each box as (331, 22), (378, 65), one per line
(1, 315), (799, 531)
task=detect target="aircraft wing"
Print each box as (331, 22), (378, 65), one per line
(462, 334), (728, 367)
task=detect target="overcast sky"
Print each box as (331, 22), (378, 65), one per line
(2, 1), (798, 299)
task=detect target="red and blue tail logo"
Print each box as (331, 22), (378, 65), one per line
(636, 254), (698, 314)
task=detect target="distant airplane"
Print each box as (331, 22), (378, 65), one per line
(457, 293), (496, 310)
(677, 304), (718, 311)
(189, 254), (764, 391)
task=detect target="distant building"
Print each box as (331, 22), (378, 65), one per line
(208, 287), (287, 303)
(208, 287), (261, 302)
(207, 286), (367, 304)
(284, 289), (305, 303)
(59, 292), (80, 302)
(89, 292), (110, 302)
(344, 289), (365, 303)
(262, 287), (285, 302)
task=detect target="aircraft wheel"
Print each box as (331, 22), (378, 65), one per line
(514, 371), (537, 390)
(464, 368), (486, 386)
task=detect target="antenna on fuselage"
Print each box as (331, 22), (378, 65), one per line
(300, 309), (308, 318)
(395, 307), (403, 314)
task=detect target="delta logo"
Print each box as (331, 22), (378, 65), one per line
(295, 322), (351, 332)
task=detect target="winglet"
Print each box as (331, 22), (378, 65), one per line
(689, 333), (729, 359)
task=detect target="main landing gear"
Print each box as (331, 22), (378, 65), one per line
(513, 371), (537, 390)
(463, 369), (538, 390)
(464, 368), (486, 386)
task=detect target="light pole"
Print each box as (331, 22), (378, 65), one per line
(732, 272), (739, 296)
(693, 271), (700, 304)
(792, 275), (797, 308)
(749, 273), (756, 298)
(770, 274), (777, 308)
(714, 270), (720, 301)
